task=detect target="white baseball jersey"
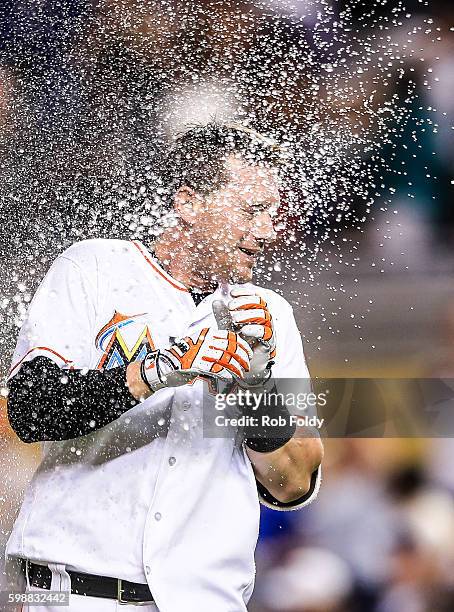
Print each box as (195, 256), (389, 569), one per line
(6, 239), (321, 611)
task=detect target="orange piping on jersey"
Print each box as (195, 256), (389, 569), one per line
(131, 240), (189, 293)
(9, 347), (73, 378)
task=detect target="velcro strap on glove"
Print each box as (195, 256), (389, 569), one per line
(140, 350), (176, 393)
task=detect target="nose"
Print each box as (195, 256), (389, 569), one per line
(251, 212), (277, 243)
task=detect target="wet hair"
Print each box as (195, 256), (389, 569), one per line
(156, 122), (285, 213)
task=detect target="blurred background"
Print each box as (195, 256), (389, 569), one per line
(1, 0), (454, 610)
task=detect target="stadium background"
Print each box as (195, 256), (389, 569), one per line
(1, 1), (454, 610)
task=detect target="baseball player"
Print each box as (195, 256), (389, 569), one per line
(6, 123), (323, 612)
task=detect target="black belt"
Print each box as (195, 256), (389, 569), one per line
(21, 560), (154, 604)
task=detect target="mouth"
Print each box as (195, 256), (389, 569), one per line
(237, 245), (261, 258)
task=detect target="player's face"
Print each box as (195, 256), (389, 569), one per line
(191, 156), (279, 283)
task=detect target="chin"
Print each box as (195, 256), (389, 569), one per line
(229, 266), (253, 284)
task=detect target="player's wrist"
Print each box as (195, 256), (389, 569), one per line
(242, 379), (296, 452)
(126, 361), (154, 400)
(237, 360), (274, 389)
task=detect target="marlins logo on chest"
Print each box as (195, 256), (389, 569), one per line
(95, 311), (155, 370)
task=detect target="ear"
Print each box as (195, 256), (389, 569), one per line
(173, 186), (204, 225)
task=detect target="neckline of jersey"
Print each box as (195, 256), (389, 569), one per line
(131, 240), (189, 293)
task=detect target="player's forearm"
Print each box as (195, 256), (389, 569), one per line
(246, 429), (323, 503)
(7, 356), (138, 443)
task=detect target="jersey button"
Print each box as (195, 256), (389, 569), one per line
(168, 456), (176, 466)
(145, 566), (151, 575)
(154, 512), (162, 521)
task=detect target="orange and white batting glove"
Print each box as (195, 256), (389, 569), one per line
(227, 289), (276, 387)
(140, 327), (253, 393)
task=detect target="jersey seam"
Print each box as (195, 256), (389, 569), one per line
(19, 478), (40, 560)
(58, 255), (99, 367)
(59, 256), (99, 312)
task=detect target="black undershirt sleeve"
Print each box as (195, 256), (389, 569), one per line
(7, 356), (138, 443)
(256, 467), (320, 509)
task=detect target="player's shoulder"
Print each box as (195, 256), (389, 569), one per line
(58, 238), (135, 266)
(235, 282), (293, 312)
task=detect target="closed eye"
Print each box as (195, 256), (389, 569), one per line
(240, 206), (254, 217)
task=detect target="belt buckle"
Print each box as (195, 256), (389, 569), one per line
(117, 579), (152, 606)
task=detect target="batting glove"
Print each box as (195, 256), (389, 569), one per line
(227, 288), (276, 387)
(140, 327), (253, 393)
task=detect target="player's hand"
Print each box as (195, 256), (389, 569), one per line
(227, 289), (276, 387)
(140, 328), (253, 392)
